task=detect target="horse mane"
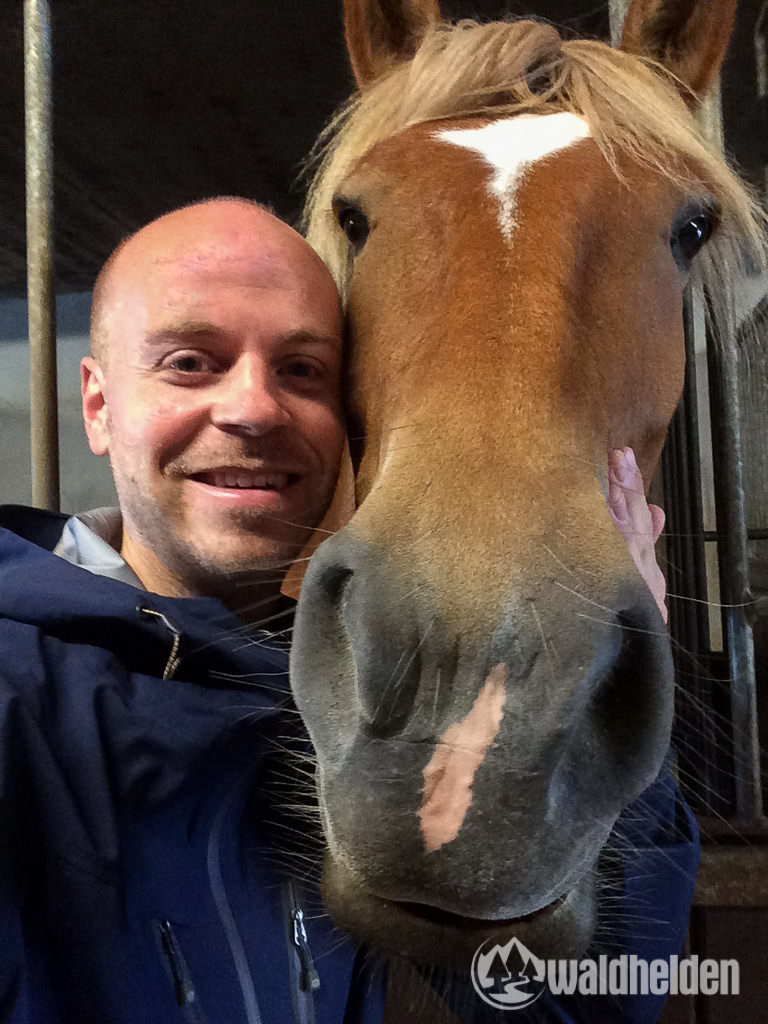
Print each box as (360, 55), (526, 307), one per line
(304, 17), (766, 339)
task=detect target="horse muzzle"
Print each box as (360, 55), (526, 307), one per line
(291, 525), (675, 962)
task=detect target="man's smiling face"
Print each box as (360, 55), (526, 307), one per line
(81, 201), (344, 596)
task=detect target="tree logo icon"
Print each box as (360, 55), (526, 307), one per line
(471, 936), (547, 1010)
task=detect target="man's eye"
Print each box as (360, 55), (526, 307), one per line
(283, 360), (319, 379)
(164, 353), (217, 374)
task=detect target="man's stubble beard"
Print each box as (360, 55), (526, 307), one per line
(129, 492), (311, 589)
(107, 418), (339, 598)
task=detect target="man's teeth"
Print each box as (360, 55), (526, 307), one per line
(207, 470), (290, 489)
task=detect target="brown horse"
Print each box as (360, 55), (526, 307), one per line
(290, 0), (766, 968)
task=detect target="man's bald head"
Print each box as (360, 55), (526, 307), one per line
(89, 198), (333, 365)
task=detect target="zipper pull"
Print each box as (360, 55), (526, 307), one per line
(292, 901), (321, 993)
(157, 919), (198, 1008)
(137, 607), (183, 679)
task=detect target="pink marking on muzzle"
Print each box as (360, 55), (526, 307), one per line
(418, 663), (508, 853)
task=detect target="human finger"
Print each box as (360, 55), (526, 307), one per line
(607, 448), (668, 623)
(609, 447), (652, 535)
(648, 503), (665, 544)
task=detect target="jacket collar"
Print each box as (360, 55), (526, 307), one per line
(0, 503), (293, 693)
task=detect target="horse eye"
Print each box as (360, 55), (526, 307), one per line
(672, 210), (716, 265)
(337, 205), (370, 251)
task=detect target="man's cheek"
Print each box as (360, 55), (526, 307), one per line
(133, 401), (193, 459)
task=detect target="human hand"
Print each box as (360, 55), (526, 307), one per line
(608, 447), (668, 623)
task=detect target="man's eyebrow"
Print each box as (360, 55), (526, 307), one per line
(140, 325), (341, 349)
(281, 329), (341, 348)
(142, 322), (222, 345)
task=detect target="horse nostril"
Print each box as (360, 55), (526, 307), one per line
(296, 535), (427, 737)
(317, 562), (354, 604)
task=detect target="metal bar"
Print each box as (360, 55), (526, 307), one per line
(695, 847), (768, 906)
(679, 288), (711, 653)
(664, 290), (724, 815)
(682, 288), (714, 745)
(757, 1), (768, 198)
(757, 1), (768, 99)
(697, 814), (768, 839)
(703, 529), (768, 541)
(707, 314), (763, 822)
(24, 0), (59, 511)
(607, 0), (630, 47)
(693, 62), (763, 823)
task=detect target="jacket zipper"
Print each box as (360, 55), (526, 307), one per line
(137, 606), (183, 679)
(157, 919), (207, 1023)
(284, 879), (320, 1024)
(289, 878), (321, 993)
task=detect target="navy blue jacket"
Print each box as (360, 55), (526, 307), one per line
(0, 506), (385, 1024)
(0, 506), (699, 1023)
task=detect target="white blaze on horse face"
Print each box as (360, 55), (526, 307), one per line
(435, 113), (591, 240)
(418, 663), (508, 853)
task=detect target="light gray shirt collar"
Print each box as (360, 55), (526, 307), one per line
(53, 507), (144, 588)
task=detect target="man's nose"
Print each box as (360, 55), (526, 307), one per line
(210, 356), (291, 437)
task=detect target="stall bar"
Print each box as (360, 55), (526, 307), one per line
(24, 0), (59, 512)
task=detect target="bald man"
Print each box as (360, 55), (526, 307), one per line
(82, 198), (344, 614)
(0, 199), (684, 1024)
(0, 199), (382, 1024)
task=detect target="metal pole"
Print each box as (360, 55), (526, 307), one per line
(707, 315), (763, 822)
(663, 291), (728, 815)
(24, 0), (59, 511)
(608, 0), (630, 47)
(756, 1), (768, 198)
(695, 54), (763, 823)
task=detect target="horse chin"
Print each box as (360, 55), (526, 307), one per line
(323, 853), (596, 970)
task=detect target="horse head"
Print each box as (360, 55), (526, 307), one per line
(292, 0), (763, 966)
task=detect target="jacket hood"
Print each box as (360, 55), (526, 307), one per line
(0, 505), (303, 819)
(0, 504), (291, 689)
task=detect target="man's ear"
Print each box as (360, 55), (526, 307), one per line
(81, 356), (110, 456)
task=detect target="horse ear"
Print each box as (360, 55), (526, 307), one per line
(344, 0), (442, 87)
(619, 0), (737, 103)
